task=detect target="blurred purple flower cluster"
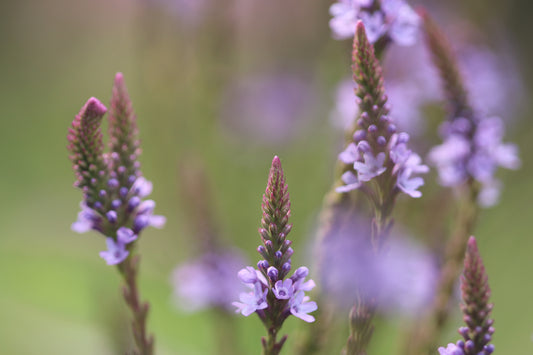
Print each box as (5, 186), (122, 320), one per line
(329, 0), (420, 45)
(429, 116), (520, 206)
(172, 250), (247, 311)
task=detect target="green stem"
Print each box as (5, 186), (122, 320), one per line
(119, 255), (154, 355)
(401, 182), (479, 355)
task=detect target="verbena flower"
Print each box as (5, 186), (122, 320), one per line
(67, 73), (165, 264)
(233, 156), (317, 354)
(437, 237), (495, 355)
(172, 250), (247, 311)
(422, 11), (520, 207)
(329, 0), (420, 46)
(335, 22), (428, 206)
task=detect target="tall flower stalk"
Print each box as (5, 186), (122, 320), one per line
(329, 21), (428, 355)
(67, 73), (165, 355)
(233, 156), (317, 355)
(404, 10), (518, 354)
(438, 236), (495, 355)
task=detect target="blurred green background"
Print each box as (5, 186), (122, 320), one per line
(0, 0), (532, 354)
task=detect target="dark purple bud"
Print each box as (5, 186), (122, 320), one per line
(109, 200), (120, 210)
(368, 125), (377, 133)
(387, 123), (397, 134)
(360, 112), (369, 121)
(465, 340), (474, 352)
(128, 175), (136, 185)
(93, 201), (102, 210)
(275, 251), (282, 259)
(90, 178), (97, 185)
(294, 266), (309, 279)
(128, 196), (141, 210)
(133, 215), (149, 233)
(267, 266), (278, 281)
(398, 132), (410, 143)
(357, 140), (371, 153)
(99, 190), (107, 198)
(258, 245), (266, 254)
(118, 166), (126, 174)
(282, 262), (291, 273)
(377, 136), (386, 146)
(286, 247), (294, 257)
(456, 340), (465, 348)
(484, 344), (495, 354)
(458, 327), (469, 338)
(106, 210), (117, 223)
(265, 240), (273, 250)
(483, 334), (492, 343)
(475, 326), (482, 334)
(119, 187), (129, 197)
(108, 178), (119, 189)
(258, 260), (269, 270)
(357, 119), (365, 127)
(353, 130), (366, 141)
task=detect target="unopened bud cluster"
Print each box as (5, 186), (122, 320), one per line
(67, 73), (165, 265)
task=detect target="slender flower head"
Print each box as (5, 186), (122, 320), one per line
(335, 22), (428, 210)
(233, 157), (317, 353)
(329, 0), (420, 47)
(422, 10), (520, 207)
(459, 237), (495, 355)
(67, 73), (165, 264)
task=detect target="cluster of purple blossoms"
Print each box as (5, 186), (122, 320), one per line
(233, 157), (316, 352)
(68, 73), (165, 265)
(335, 22), (428, 201)
(172, 250), (247, 311)
(421, 12), (520, 207)
(329, 0), (420, 46)
(428, 116), (520, 207)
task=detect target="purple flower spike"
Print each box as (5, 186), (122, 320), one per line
(335, 21), (427, 201)
(273, 279), (293, 300)
(459, 237), (494, 354)
(289, 291), (318, 323)
(233, 156), (317, 353)
(99, 237), (129, 265)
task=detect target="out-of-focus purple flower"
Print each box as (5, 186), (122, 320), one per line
(429, 116), (520, 207)
(289, 291), (318, 323)
(232, 282), (268, 317)
(320, 212), (437, 316)
(329, 0), (420, 46)
(146, 0), (211, 28)
(100, 237), (129, 265)
(219, 73), (317, 146)
(438, 343), (464, 355)
(173, 250), (247, 312)
(330, 80), (359, 130)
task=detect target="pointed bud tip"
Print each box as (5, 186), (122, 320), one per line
(84, 97), (107, 117)
(272, 155), (281, 167)
(467, 236), (477, 249)
(355, 20), (365, 33)
(115, 72), (124, 84)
